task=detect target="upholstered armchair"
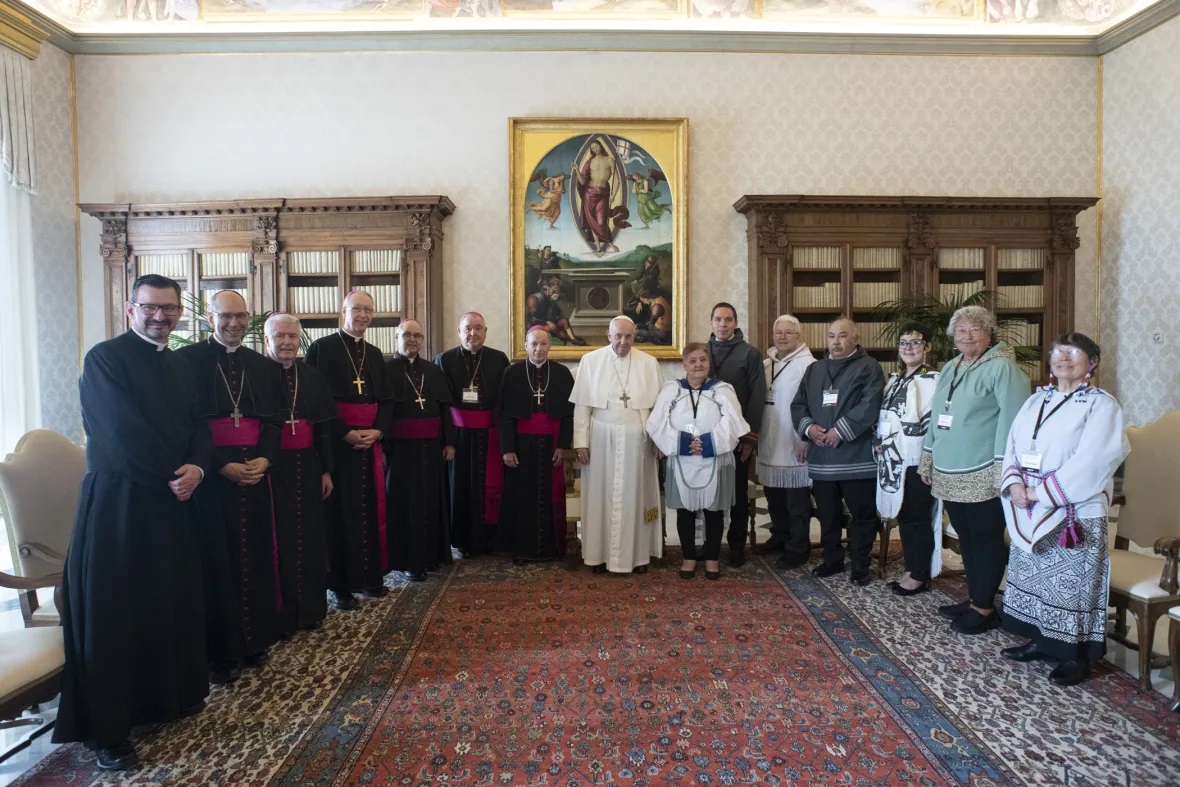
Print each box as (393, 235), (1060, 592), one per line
(1107, 411), (1180, 692)
(0, 567), (64, 756)
(0, 429), (85, 627)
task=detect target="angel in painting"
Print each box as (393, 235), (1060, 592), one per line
(527, 171), (567, 229)
(628, 170), (672, 229)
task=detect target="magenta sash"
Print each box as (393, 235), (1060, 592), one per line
(280, 419), (315, 451)
(209, 417), (261, 446)
(517, 412), (567, 554)
(451, 407), (503, 525)
(208, 416), (281, 612)
(391, 417), (441, 440)
(337, 402), (388, 572)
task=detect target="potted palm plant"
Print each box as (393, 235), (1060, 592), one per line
(168, 292), (310, 353)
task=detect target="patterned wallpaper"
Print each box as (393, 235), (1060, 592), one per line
(1101, 13), (1180, 427)
(74, 52), (1098, 372)
(29, 44), (83, 443)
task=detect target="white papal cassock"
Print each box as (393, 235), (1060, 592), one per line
(571, 345), (663, 572)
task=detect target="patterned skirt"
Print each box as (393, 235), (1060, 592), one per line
(1001, 516), (1109, 662)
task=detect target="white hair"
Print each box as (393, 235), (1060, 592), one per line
(264, 313), (301, 336)
(773, 314), (802, 330)
(946, 305), (997, 340)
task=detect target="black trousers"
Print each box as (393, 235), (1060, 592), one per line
(726, 452), (752, 551)
(764, 485), (813, 562)
(812, 477), (879, 573)
(897, 467), (937, 582)
(676, 508), (725, 561)
(944, 498), (1007, 610)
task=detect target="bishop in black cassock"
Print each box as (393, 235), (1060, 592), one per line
(386, 319), (455, 581)
(497, 328), (575, 563)
(264, 314), (342, 634)
(434, 312), (510, 557)
(304, 290), (394, 609)
(55, 276), (210, 771)
(175, 297), (285, 678)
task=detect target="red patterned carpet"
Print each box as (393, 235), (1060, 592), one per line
(14, 554), (1180, 786)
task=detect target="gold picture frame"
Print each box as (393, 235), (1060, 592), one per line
(509, 117), (688, 361)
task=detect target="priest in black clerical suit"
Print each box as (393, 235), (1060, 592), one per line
(303, 289), (394, 610)
(175, 291), (284, 680)
(385, 318), (456, 581)
(434, 312), (510, 558)
(264, 314), (342, 635)
(497, 327), (575, 564)
(55, 275), (211, 771)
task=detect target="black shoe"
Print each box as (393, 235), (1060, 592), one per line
(678, 564), (696, 579)
(1001, 641), (1045, 662)
(938, 599), (971, 620)
(892, 580), (931, 597)
(590, 564), (607, 574)
(362, 585), (389, 598)
(775, 554), (808, 569)
(1049, 660), (1091, 687)
(633, 565), (649, 575)
(406, 572), (427, 582)
(850, 572), (871, 587)
(811, 562), (844, 578)
(952, 609), (1001, 635)
(95, 740), (139, 771)
(242, 650), (270, 668)
(513, 558), (527, 567)
(754, 541), (784, 555)
(728, 550), (747, 568)
(330, 590), (359, 611)
(209, 663), (241, 686)
(178, 700), (205, 719)
(705, 570), (721, 581)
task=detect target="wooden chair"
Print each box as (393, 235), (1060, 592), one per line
(0, 430), (84, 627)
(1167, 606), (1180, 712)
(1107, 411), (1180, 692)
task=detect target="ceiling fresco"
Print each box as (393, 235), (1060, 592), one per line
(13, 0), (1164, 35)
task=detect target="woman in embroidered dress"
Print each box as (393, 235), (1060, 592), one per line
(755, 314), (816, 568)
(997, 333), (1128, 686)
(919, 306), (1030, 635)
(875, 323), (941, 597)
(647, 343), (750, 581)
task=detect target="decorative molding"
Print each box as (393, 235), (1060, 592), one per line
(735, 195), (1100, 213)
(1097, 0), (1180, 53)
(906, 211), (937, 251)
(0, 2), (47, 59)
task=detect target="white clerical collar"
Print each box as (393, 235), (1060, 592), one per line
(342, 329), (364, 342)
(529, 358), (547, 368)
(212, 334), (241, 353)
(132, 328), (167, 352)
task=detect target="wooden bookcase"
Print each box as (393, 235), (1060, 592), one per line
(82, 197), (454, 357)
(733, 196), (1097, 382)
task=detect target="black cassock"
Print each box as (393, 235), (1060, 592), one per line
(176, 338), (284, 662)
(272, 360), (340, 634)
(55, 331), (212, 747)
(305, 331), (393, 593)
(496, 360), (575, 561)
(385, 355), (455, 575)
(434, 345), (510, 556)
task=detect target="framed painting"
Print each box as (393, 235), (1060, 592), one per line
(509, 117), (688, 361)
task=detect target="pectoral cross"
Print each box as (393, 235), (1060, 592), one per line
(534, 388), (546, 406)
(619, 391), (631, 406)
(287, 414), (299, 435)
(414, 393), (426, 410)
(353, 375), (366, 395)
(232, 407), (243, 428)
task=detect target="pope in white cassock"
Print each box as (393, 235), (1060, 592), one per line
(571, 316), (663, 574)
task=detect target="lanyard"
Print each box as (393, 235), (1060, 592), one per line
(825, 361), (847, 391)
(885, 366), (925, 410)
(1032, 389), (1079, 443)
(688, 386), (703, 421)
(770, 357), (793, 385)
(709, 343), (737, 379)
(943, 357), (980, 410)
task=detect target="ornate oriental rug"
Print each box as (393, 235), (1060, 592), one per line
(15, 555), (1180, 786)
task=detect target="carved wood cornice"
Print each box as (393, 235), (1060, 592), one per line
(81, 197), (457, 221)
(0, 3), (48, 60)
(907, 211), (937, 251)
(734, 196), (1099, 214)
(1050, 209), (1084, 252)
(754, 211), (789, 250)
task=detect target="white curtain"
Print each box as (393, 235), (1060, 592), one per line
(0, 181), (40, 455)
(1, 45), (36, 193)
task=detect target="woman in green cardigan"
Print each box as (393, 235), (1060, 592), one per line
(919, 305), (1030, 635)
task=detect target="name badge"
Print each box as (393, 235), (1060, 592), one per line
(462, 388), (479, 404)
(1020, 451), (1043, 471)
(765, 390), (775, 405)
(937, 413), (954, 430)
(822, 389), (839, 407)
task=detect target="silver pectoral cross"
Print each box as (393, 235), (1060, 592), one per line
(232, 407), (242, 428)
(619, 391), (631, 406)
(534, 388), (545, 405)
(287, 414), (298, 435)
(414, 394), (426, 410)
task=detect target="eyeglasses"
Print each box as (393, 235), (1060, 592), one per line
(347, 306), (375, 315)
(211, 312), (249, 321)
(954, 326), (987, 337)
(773, 330), (800, 338)
(898, 340), (925, 349)
(132, 303), (181, 317)
(400, 332), (425, 340)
